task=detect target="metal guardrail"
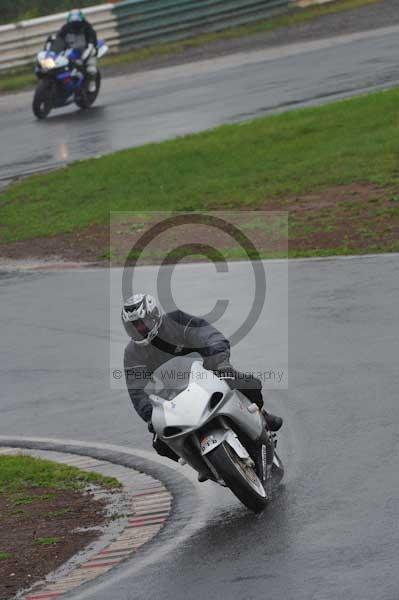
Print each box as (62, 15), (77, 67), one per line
(0, 0), (291, 72)
(114, 0), (290, 49)
(0, 4), (118, 72)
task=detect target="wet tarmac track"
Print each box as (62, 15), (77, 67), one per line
(1, 25), (399, 186)
(1, 22), (399, 600)
(1, 255), (398, 599)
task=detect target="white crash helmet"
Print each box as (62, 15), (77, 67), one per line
(122, 293), (163, 345)
(67, 9), (85, 23)
(67, 9), (85, 33)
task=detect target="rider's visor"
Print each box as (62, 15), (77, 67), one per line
(129, 317), (155, 341)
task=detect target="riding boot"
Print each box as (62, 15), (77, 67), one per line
(88, 75), (96, 93)
(263, 410), (283, 432)
(152, 434), (179, 462)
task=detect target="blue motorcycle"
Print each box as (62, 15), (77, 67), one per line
(33, 37), (108, 119)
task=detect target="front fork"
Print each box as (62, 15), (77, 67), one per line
(254, 429), (275, 500)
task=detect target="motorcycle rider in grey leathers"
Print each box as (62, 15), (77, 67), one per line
(123, 294), (283, 479)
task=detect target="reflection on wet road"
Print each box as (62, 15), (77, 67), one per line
(1, 26), (399, 185)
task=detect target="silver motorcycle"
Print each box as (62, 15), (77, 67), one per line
(150, 356), (284, 512)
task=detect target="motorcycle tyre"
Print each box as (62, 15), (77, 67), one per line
(207, 441), (268, 513)
(32, 80), (53, 119)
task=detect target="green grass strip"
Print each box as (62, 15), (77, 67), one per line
(1, 86), (399, 244)
(0, 552), (13, 561)
(34, 537), (62, 546)
(0, 455), (121, 492)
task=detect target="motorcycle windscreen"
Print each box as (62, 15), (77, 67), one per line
(152, 355), (202, 400)
(48, 37), (67, 53)
(152, 355), (229, 428)
(152, 354), (226, 399)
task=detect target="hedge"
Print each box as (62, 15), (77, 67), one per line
(1, 1), (104, 25)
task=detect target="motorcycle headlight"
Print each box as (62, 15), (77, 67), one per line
(39, 57), (56, 70)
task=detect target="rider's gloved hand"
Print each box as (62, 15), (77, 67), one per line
(82, 43), (94, 61)
(214, 361), (235, 379)
(203, 352), (230, 372)
(203, 353), (235, 380)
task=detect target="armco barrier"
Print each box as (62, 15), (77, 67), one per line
(0, 4), (118, 72)
(113, 0), (289, 49)
(0, 0), (293, 72)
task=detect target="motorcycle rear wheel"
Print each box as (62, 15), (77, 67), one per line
(32, 80), (53, 119)
(207, 441), (268, 513)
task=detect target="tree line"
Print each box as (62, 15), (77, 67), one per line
(1, 1), (103, 25)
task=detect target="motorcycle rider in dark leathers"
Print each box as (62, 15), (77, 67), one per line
(55, 9), (98, 92)
(122, 294), (283, 480)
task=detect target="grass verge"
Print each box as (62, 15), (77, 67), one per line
(0, 0), (384, 95)
(34, 537), (62, 546)
(0, 454), (117, 599)
(0, 455), (121, 492)
(0, 552), (12, 561)
(1, 86), (399, 259)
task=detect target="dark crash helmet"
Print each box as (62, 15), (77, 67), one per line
(67, 9), (86, 34)
(121, 293), (163, 345)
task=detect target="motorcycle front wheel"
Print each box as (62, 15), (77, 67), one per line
(32, 80), (53, 119)
(207, 441), (268, 513)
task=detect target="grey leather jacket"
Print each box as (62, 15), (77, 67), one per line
(124, 310), (230, 422)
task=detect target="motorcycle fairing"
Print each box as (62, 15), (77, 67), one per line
(151, 359), (265, 444)
(97, 40), (108, 59)
(65, 48), (82, 61)
(37, 50), (69, 70)
(159, 360), (228, 428)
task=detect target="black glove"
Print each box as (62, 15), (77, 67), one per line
(214, 361), (235, 379)
(203, 352), (230, 372)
